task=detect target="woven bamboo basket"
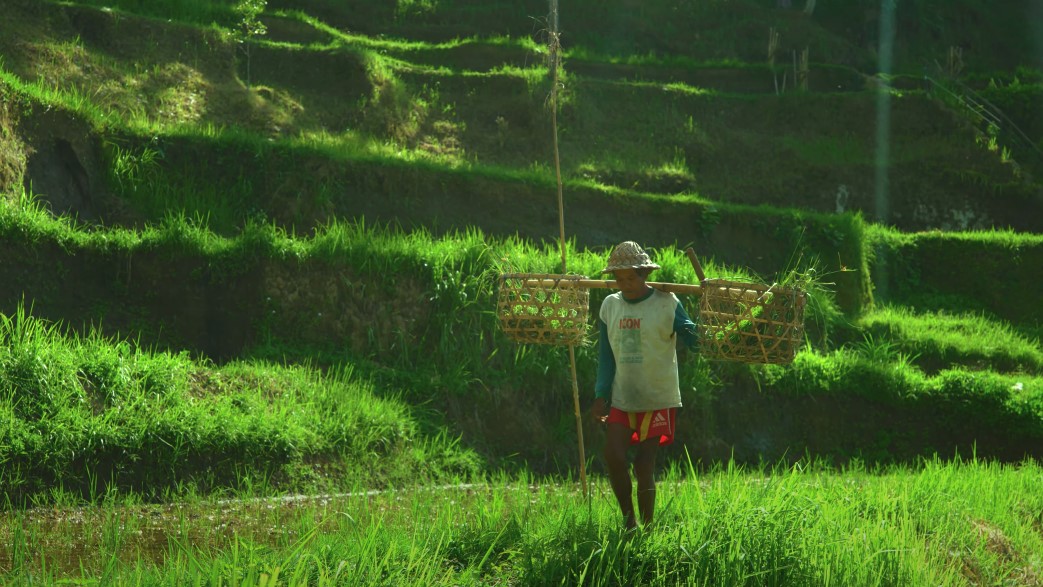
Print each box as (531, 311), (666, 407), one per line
(497, 273), (590, 346)
(698, 278), (806, 365)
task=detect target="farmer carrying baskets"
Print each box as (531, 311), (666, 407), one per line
(497, 237), (805, 522)
(590, 241), (698, 531)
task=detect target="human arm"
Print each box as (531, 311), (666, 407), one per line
(592, 318), (615, 422)
(674, 301), (699, 351)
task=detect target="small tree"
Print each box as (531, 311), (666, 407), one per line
(235, 0), (268, 89)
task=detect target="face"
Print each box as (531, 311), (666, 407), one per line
(612, 268), (649, 300)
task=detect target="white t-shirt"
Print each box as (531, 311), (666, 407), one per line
(599, 289), (682, 411)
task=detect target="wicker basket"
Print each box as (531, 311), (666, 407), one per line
(497, 273), (590, 346)
(698, 278), (806, 365)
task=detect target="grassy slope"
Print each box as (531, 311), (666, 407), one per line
(0, 295), (483, 504)
(2, 3), (1043, 584)
(2, 195), (1042, 500)
(1, 1), (1037, 232)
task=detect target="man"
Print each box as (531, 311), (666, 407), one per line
(590, 241), (698, 530)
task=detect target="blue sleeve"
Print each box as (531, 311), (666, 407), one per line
(674, 302), (699, 351)
(594, 318), (615, 401)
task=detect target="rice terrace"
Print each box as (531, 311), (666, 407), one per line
(2, 0), (1043, 584)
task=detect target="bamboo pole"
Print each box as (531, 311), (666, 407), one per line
(547, 0), (588, 498)
(502, 275), (704, 296)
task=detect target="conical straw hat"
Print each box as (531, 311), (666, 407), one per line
(600, 241), (661, 274)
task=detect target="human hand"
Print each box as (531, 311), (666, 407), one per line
(590, 397), (608, 424)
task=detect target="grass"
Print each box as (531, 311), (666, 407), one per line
(3, 1), (1030, 252)
(69, 0), (240, 28)
(0, 66), (120, 130)
(2, 1), (1042, 582)
(3, 458), (1043, 584)
(3, 194), (1041, 491)
(0, 75), (877, 313)
(102, 137), (253, 233)
(859, 306), (1043, 375)
(278, 9), (545, 56)
(0, 300), (482, 505)
(0, 189), (853, 383)
(764, 346), (1043, 402)
(867, 223), (1043, 250)
(867, 226), (1043, 325)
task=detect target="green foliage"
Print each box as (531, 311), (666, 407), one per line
(848, 331), (920, 370)
(71, 0), (241, 28)
(1, 0), (1042, 551)
(0, 68), (115, 128)
(106, 140), (163, 192)
(4, 460), (1043, 584)
(860, 306), (1043, 374)
(869, 227), (1043, 325)
(234, 0), (268, 88)
(761, 348), (1043, 439)
(0, 303), (481, 505)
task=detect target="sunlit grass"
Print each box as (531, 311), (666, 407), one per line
(868, 224), (1043, 248)
(860, 306), (1043, 374)
(0, 298), (482, 506)
(290, 11), (543, 56)
(0, 66), (116, 129)
(3, 459), (1042, 585)
(564, 46), (752, 70)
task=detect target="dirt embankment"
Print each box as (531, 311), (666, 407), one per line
(0, 94), (26, 200)
(0, 234), (433, 362)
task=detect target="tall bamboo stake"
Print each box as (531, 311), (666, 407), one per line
(548, 0), (587, 497)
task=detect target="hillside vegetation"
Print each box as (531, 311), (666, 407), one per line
(1, 0), (1042, 504)
(3, 0), (1043, 583)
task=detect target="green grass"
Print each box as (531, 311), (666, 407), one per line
(870, 225), (1043, 248)
(2, 3), (1043, 582)
(69, 0), (240, 28)
(278, 9), (545, 56)
(4, 1), (1029, 254)
(3, 193), (1041, 489)
(765, 347), (1043, 402)
(3, 459), (1043, 584)
(0, 73), (876, 314)
(0, 301), (481, 505)
(0, 66), (121, 129)
(0, 189), (852, 385)
(867, 226), (1043, 325)
(859, 306), (1043, 375)
(63, 0), (1042, 77)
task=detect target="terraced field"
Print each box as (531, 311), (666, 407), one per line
(2, 0), (1043, 583)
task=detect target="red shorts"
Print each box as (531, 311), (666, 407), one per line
(606, 407), (677, 446)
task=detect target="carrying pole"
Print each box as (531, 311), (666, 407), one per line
(548, 0), (587, 497)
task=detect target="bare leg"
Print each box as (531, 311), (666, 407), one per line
(603, 422), (636, 529)
(634, 437), (660, 526)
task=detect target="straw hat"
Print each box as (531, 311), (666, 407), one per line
(600, 241), (660, 274)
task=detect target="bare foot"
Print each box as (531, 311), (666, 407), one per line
(624, 512), (637, 531)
